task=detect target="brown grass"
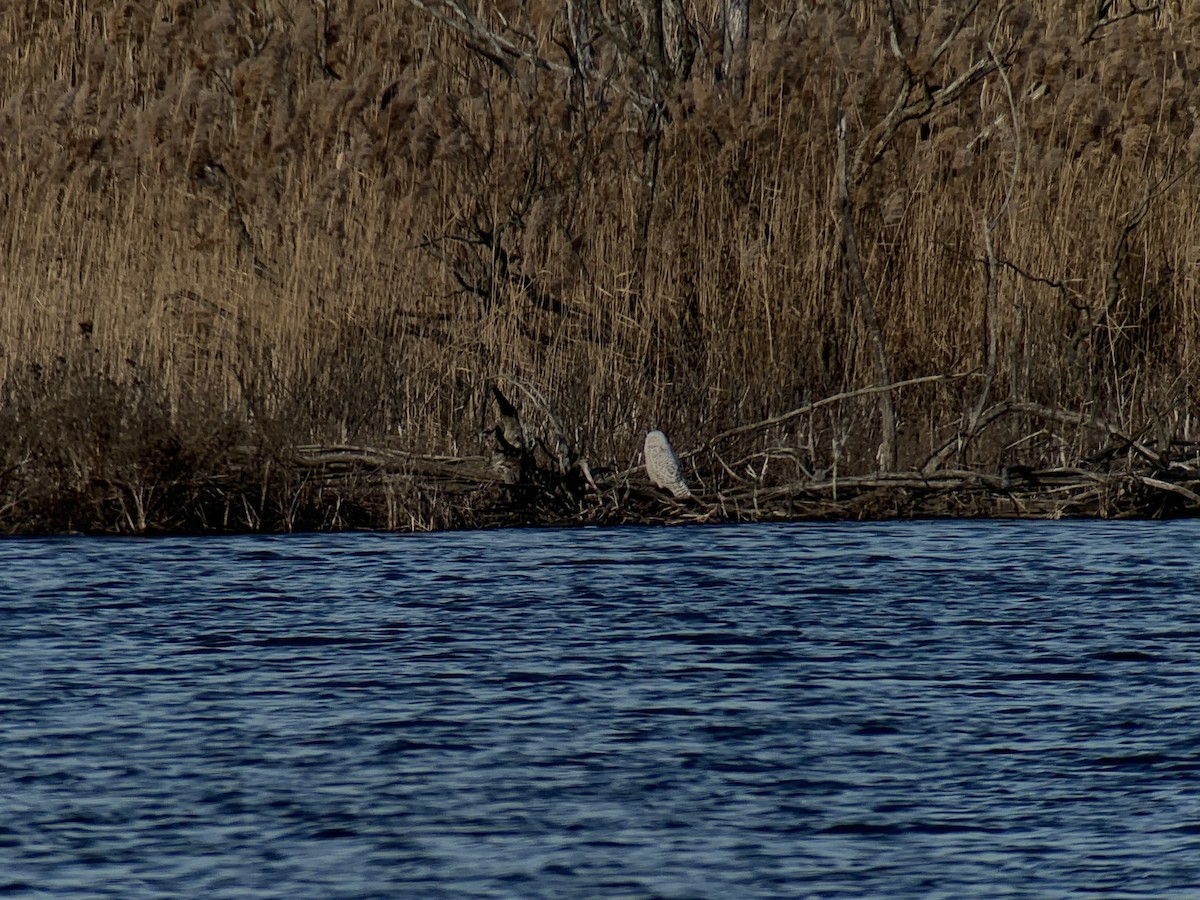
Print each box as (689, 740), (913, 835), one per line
(3, 1), (1200, 531)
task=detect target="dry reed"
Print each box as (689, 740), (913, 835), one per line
(2, 1), (1199, 531)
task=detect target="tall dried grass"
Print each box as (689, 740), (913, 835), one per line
(2, 1), (1199, 530)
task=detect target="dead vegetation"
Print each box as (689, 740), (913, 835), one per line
(2, 1), (1200, 532)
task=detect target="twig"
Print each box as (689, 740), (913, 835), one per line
(922, 401), (1010, 474)
(1081, 1), (1161, 45)
(684, 371), (978, 459)
(1007, 400), (1166, 468)
(403, 0), (572, 77)
(852, 9), (1015, 178)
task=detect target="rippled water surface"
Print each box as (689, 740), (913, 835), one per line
(4, 520), (1200, 898)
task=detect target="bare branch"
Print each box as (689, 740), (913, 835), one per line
(852, 40), (1016, 179)
(1081, 1), (1161, 45)
(404, 0), (572, 77)
(927, 0), (984, 71)
(684, 372), (978, 459)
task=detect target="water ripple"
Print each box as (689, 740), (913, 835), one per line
(2, 521), (1200, 897)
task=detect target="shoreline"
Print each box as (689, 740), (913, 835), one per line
(4, 445), (1196, 536)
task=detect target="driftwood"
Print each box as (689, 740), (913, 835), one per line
(288, 449), (1200, 528)
(284, 384), (1200, 527)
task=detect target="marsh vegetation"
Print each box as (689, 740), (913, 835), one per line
(3, 1), (1200, 532)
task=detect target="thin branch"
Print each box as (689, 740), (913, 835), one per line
(927, 0), (985, 71)
(837, 114), (898, 471)
(1081, 1), (1161, 45)
(990, 258), (1075, 294)
(1007, 400), (1166, 469)
(852, 24), (1017, 180)
(921, 401), (1011, 474)
(404, 0), (572, 77)
(986, 42), (1022, 230)
(962, 43), (1022, 460)
(684, 372), (978, 459)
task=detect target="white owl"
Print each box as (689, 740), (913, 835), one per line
(644, 430), (692, 499)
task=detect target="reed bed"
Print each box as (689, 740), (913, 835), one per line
(2, 1), (1200, 532)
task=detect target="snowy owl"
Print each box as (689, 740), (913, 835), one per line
(644, 430), (691, 499)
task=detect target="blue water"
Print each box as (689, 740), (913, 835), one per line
(3, 521), (1200, 898)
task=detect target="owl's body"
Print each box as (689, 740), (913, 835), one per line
(644, 430), (691, 499)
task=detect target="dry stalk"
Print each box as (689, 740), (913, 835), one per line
(836, 114), (897, 472)
(962, 41), (1022, 461)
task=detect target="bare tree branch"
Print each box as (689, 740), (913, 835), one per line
(1081, 0), (1161, 45)
(403, 0), (573, 77)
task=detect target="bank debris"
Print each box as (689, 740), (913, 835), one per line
(291, 387), (1200, 528)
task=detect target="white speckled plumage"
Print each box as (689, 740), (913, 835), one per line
(644, 430), (691, 498)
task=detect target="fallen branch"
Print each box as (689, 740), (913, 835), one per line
(1006, 401), (1167, 469)
(1139, 476), (1200, 506)
(684, 372), (978, 459)
(283, 399), (1200, 528)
